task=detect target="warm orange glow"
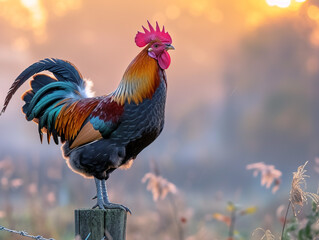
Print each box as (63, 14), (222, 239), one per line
(246, 12), (264, 28)
(239, 0), (307, 30)
(188, 0), (208, 16)
(53, 0), (82, 17)
(266, 0), (291, 8)
(0, 0), (81, 44)
(206, 8), (223, 24)
(307, 5), (319, 20)
(20, 0), (38, 8)
(152, 12), (167, 25)
(22, 0), (47, 42)
(165, 5), (181, 20)
(266, 0), (307, 8)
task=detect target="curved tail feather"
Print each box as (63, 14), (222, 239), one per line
(22, 74), (57, 114)
(1, 58), (84, 115)
(0, 58), (99, 146)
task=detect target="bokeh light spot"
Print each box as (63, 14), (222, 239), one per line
(307, 5), (319, 21)
(266, 0), (291, 8)
(20, 0), (38, 8)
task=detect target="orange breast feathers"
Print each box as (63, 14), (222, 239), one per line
(112, 47), (160, 105)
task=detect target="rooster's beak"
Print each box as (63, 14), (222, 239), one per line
(166, 44), (175, 50)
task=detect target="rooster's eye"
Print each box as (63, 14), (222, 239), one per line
(154, 44), (158, 48)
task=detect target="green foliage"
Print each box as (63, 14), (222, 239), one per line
(283, 202), (319, 240)
(213, 201), (257, 239)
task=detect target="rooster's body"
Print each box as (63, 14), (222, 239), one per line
(1, 22), (174, 211)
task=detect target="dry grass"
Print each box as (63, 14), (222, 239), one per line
(246, 162), (282, 193)
(252, 228), (275, 240)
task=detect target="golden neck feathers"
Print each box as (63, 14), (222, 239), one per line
(112, 47), (161, 105)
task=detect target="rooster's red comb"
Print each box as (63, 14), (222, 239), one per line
(135, 21), (172, 47)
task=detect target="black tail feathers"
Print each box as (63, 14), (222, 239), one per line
(1, 58), (84, 115)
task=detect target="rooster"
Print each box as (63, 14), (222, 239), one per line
(0, 21), (174, 212)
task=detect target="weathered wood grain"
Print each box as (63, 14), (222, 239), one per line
(75, 209), (127, 240)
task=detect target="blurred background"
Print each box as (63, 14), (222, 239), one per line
(0, 0), (319, 239)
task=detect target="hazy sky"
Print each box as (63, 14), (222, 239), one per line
(0, 0), (313, 112)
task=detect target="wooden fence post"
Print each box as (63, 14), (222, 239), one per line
(75, 209), (127, 240)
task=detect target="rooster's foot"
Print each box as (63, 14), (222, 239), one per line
(92, 200), (105, 209)
(103, 202), (131, 214)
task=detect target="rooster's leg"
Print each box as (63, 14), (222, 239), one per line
(101, 179), (110, 203)
(92, 178), (105, 209)
(101, 179), (131, 214)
